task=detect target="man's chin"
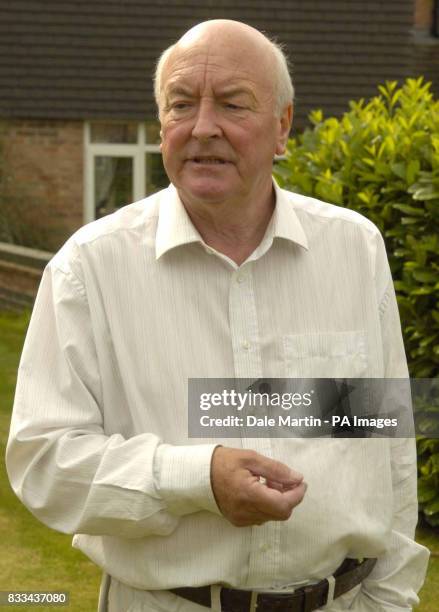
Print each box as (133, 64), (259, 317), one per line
(178, 181), (236, 205)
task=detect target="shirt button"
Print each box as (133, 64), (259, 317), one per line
(236, 274), (246, 283)
(242, 341), (250, 351)
(259, 543), (270, 553)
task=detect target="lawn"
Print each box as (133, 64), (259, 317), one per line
(0, 310), (437, 610)
(0, 311), (100, 611)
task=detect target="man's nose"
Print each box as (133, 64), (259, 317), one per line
(191, 100), (222, 140)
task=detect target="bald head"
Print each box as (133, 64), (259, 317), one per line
(177, 19), (274, 54)
(154, 19), (294, 118)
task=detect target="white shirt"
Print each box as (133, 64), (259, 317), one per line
(6, 181), (429, 610)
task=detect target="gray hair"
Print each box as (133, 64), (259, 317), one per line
(270, 40), (295, 116)
(154, 37), (294, 118)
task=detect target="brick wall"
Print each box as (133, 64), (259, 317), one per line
(0, 242), (52, 309)
(0, 119), (83, 252)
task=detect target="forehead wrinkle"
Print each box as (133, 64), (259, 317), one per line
(168, 53), (242, 80)
(166, 36), (268, 79)
(165, 80), (261, 111)
(199, 45), (212, 96)
(162, 37), (277, 111)
(166, 61), (264, 95)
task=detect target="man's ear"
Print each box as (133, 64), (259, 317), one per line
(275, 103), (293, 156)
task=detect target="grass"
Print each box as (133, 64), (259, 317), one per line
(416, 524), (439, 611)
(0, 311), (100, 611)
(0, 309), (438, 610)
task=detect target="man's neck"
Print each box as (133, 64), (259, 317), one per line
(180, 183), (276, 266)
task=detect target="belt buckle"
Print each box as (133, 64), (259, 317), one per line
(253, 579), (317, 612)
(256, 578), (309, 595)
(254, 581), (327, 612)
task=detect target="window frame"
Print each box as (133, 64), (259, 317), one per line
(434, 0), (439, 37)
(84, 122), (163, 223)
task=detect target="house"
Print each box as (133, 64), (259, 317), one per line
(0, 0), (438, 257)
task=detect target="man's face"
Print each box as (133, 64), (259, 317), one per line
(159, 30), (292, 207)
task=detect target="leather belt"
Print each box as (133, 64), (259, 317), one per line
(171, 557), (376, 612)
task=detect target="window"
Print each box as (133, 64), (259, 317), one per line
(84, 121), (168, 222)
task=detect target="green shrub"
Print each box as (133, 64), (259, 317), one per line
(274, 77), (439, 526)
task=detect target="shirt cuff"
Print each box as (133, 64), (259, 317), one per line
(154, 443), (222, 517)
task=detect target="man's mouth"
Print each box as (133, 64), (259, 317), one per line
(189, 157), (229, 164)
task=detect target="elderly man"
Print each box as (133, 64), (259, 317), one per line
(7, 19), (428, 612)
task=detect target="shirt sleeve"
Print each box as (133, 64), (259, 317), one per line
(349, 234), (429, 610)
(6, 260), (221, 539)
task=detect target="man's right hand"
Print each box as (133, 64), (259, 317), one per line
(210, 446), (307, 527)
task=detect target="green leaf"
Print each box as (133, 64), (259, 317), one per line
(411, 270), (438, 283)
(309, 109), (324, 125)
(412, 186), (439, 201)
(425, 513), (439, 527)
(431, 454), (439, 473)
(418, 439), (439, 454)
(401, 217), (421, 225)
(420, 335), (438, 348)
(411, 287), (433, 296)
(418, 479), (438, 503)
(391, 163), (406, 180)
(392, 204), (424, 216)
(424, 496), (439, 516)
(407, 159), (421, 184)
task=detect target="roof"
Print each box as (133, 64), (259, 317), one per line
(0, 0), (434, 127)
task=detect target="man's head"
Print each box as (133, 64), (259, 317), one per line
(155, 20), (294, 208)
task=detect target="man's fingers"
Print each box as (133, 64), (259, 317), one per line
(246, 453), (303, 486)
(248, 480), (307, 519)
(282, 481), (307, 507)
(265, 479), (285, 492)
(265, 479), (302, 492)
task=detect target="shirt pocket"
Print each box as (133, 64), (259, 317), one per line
(283, 330), (368, 378)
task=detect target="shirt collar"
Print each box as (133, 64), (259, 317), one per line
(155, 184), (203, 259)
(155, 179), (308, 260)
(271, 179), (308, 250)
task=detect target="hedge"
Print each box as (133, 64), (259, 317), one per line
(273, 77), (439, 527)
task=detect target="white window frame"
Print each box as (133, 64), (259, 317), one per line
(83, 122), (162, 223)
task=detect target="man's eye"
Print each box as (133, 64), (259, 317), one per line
(225, 103), (242, 110)
(172, 102), (191, 110)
